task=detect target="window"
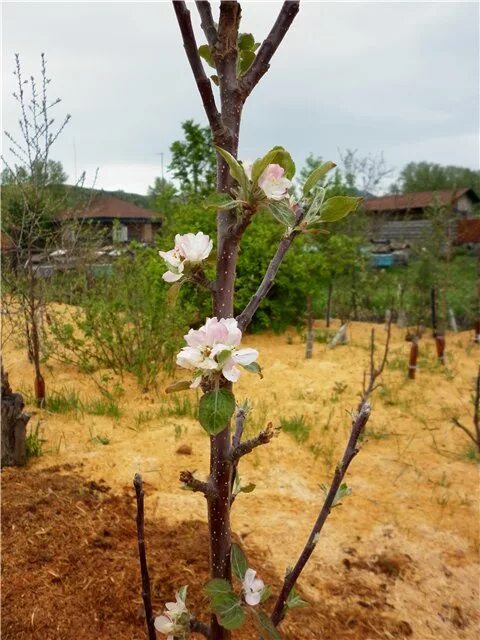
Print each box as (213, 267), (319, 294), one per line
(112, 224), (128, 243)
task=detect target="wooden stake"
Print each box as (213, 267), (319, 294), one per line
(408, 338), (418, 380)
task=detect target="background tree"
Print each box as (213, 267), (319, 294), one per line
(168, 119), (216, 198)
(392, 161), (480, 195)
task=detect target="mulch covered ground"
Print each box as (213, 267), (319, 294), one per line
(2, 464), (414, 639)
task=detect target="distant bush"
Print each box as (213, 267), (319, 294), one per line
(47, 248), (194, 390)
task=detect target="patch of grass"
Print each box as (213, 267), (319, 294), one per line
(46, 388), (83, 415)
(174, 423), (187, 441)
(330, 381), (348, 403)
(461, 445), (480, 463)
(362, 424), (391, 441)
(25, 421), (44, 459)
(314, 328), (334, 344)
(132, 410), (155, 431)
(280, 414), (311, 443)
(91, 433), (111, 445)
(158, 394), (198, 420)
(84, 398), (122, 420)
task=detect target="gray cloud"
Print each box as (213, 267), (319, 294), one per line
(2, 1), (479, 193)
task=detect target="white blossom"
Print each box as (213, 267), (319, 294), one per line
(159, 232), (212, 283)
(242, 568), (265, 606)
(258, 164), (291, 201)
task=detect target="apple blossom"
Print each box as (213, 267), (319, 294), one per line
(159, 232), (213, 283)
(242, 568), (265, 606)
(176, 317), (259, 387)
(258, 164), (291, 201)
(154, 590), (189, 638)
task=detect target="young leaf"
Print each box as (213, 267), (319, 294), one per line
(198, 389), (236, 435)
(303, 161), (336, 196)
(252, 610), (283, 639)
(251, 147), (295, 185)
(215, 146), (248, 190)
(165, 380), (192, 394)
(216, 349), (233, 366)
(177, 585), (188, 602)
(241, 362), (263, 378)
(239, 482), (256, 494)
(198, 44), (215, 69)
(211, 74), (219, 86)
(231, 543), (248, 581)
(320, 481), (352, 507)
(286, 586), (308, 610)
(204, 192), (237, 210)
(319, 196), (361, 223)
(212, 592), (245, 630)
(268, 201), (296, 228)
(238, 32), (256, 51)
(238, 50), (256, 76)
(260, 584), (272, 603)
(204, 578), (233, 597)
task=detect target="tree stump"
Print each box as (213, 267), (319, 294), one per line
(1, 364), (30, 467)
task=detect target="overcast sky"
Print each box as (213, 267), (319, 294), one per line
(2, 1), (479, 194)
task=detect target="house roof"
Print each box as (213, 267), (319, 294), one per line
(364, 188), (478, 213)
(57, 195), (161, 222)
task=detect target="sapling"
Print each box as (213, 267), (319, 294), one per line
(451, 366), (480, 453)
(132, 3), (383, 639)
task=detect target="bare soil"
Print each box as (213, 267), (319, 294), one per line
(2, 321), (479, 639)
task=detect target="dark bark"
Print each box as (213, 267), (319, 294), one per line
(133, 474), (156, 640)
(435, 334), (446, 364)
(1, 364), (30, 467)
(270, 403), (372, 626)
(408, 338), (419, 380)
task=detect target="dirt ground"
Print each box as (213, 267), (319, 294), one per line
(2, 321), (479, 639)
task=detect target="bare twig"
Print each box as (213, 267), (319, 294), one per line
(230, 424), (276, 462)
(240, 1), (300, 98)
(359, 322), (391, 409)
(232, 404), (248, 449)
(172, 1), (225, 140)
(195, 1), (218, 49)
(133, 474), (156, 640)
(451, 366), (480, 451)
(180, 470), (216, 498)
(237, 210), (306, 332)
(190, 617), (212, 639)
(270, 402), (372, 626)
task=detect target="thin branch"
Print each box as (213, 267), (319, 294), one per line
(451, 418), (478, 446)
(180, 470), (216, 498)
(359, 321), (391, 409)
(133, 474), (156, 640)
(229, 424), (276, 462)
(189, 267), (217, 292)
(195, 1), (218, 49)
(190, 617), (212, 639)
(237, 210), (306, 332)
(270, 402), (372, 627)
(232, 403), (248, 449)
(240, 1), (300, 98)
(172, 1), (225, 139)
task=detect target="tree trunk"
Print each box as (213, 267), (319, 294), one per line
(326, 280), (333, 328)
(305, 295), (314, 359)
(1, 364), (30, 467)
(408, 339), (418, 380)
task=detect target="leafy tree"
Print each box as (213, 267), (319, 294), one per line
(393, 161), (480, 195)
(169, 119), (216, 198)
(147, 176), (180, 217)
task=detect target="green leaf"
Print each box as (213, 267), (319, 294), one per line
(239, 482), (256, 494)
(252, 610), (282, 639)
(198, 389), (236, 435)
(238, 32), (256, 51)
(165, 380), (192, 394)
(241, 362), (263, 378)
(210, 74), (219, 86)
(251, 147), (296, 185)
(215, 349), (233, 366)
(204, 579), (232, 598)
(213, 592), (245, 630)
(260, 585), (272, 603)
(238, 50), (256, 76)
(231, 543), (248, 581)
(268, 201), (296, 228)
(199, 44), (216, 69)
(177, 585), (188, 602)
(303, 161), (336, 196)
(320, 481), (352, 506)
(319, 196), (361, 223)
(285, 586), (308, 610)
(215, 146), (248, 190)
(204, 192), (238, 210)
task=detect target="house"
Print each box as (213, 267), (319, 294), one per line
(57, 194), (163, 244)
(364, 188), (480, 243)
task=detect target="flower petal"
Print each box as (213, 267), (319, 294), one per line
(163, 270), (183, 283)
(222, 359), (241, 382)
(232, 348), (258, 366)
(245, 591), (262, 606)
(154, 615), (174, 634)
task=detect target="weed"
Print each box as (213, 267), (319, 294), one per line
(46, 388), (83, 415)
(331, 381), (348, 403)
(158, 394), (198, 420)
(279, 415), (311, 443)
(133, 410), (155, 430)
(461, 445), (480, 463)
(174, 424), (187, 441)
(362, 424), (390, 441)
(25, 421), (44, 459)
(84, 398), (122, 420)
(92, 434), (111, 445)
(314, 329), (334, 344)
(286, 335), (293, 345)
